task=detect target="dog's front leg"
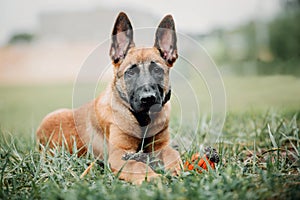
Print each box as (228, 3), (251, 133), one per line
(108, 126), (160, 184)
(108, 148), (160, 184)
(160, 146), (182, 176)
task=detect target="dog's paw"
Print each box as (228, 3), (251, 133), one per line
(132, 173), (161, 185)
(165, 160), (182, 176)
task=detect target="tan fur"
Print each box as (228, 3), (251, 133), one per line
(36, 48), (181, 183)
(37, 21), (182, 184)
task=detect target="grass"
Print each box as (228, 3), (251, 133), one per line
(1, 111), (299, 199)
(0, 75), (300, 199)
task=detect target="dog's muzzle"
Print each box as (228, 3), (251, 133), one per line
(131, 84), (162, 113)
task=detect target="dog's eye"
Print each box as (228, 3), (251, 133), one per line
(150, 62), (163, 75)
(126, 65), (139, 77)
(153, 66), (163, 74)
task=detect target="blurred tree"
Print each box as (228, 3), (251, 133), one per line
(280, 0), (300, 10)
(268, 7), (300, 61)
(272, 17), (299, 61)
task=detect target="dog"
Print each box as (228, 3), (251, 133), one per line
(36, 12), (182, 184)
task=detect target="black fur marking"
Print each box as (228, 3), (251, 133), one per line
(131, 110), (151, 127)
(162, 89), (171, 106)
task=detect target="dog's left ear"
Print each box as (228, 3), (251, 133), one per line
(110, 12), (135, 65)
(154, 15), (178, 67)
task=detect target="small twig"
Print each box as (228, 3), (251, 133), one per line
(80, 161), (95, 179)
(260, 148), (285, 156)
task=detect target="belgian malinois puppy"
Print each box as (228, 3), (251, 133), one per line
(37, 12), (182, 184)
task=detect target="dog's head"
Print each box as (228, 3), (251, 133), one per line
(110, 12), (178, 117)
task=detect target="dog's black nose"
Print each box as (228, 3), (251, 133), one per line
(139, 85), (157, 106)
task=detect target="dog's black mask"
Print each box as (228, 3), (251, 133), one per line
(125, 61), (167, 114)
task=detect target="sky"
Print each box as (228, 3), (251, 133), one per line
(0, 0), (281, 45)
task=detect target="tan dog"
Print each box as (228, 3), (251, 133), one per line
(37, 12), (182, 184)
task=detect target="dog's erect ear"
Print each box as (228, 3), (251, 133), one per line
(154, 15), (178, 67)
(110, 12), (135, 65)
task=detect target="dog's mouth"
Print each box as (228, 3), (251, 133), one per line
(130, 94), (162, 114)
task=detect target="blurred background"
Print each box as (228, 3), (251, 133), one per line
(0, 0), (299, 132)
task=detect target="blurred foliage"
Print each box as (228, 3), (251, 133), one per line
(196, 2), (300, 76)
(268, 11), (300, 61)
(8, 33), (35, 44)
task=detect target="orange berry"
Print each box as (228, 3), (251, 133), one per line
(184, 153), (217, 173)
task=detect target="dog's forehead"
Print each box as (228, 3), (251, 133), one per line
(118, 47), (167, 72)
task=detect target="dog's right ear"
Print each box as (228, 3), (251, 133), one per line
(110, 12), (135, 66)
